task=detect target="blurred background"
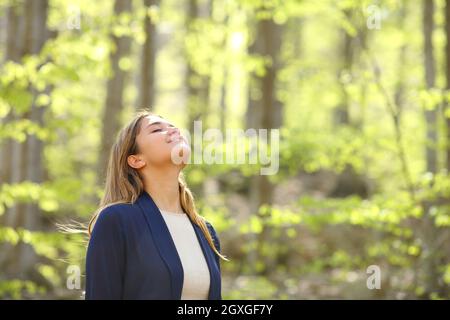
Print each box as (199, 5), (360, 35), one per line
(0, 0), (449, 299)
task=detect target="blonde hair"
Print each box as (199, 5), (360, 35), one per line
(88, 109), (228, 261)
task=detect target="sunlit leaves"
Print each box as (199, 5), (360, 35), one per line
(419, 89), (443, 111)
(224, 276), (278, 299)
(0, 119), (50, 142)
(279, 125), (367, 177)
(0, 182), (59, 214)
(0, 280), (45, 299)
(197, 200), (236, 233)
(444, 265), (450, 285)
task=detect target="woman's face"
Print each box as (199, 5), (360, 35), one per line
(130, 115), (190, 170)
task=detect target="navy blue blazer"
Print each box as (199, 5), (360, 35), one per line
(85, 191), (222, 300)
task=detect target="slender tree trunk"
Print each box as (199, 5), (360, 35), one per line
(19, 0), (50, 279)
(98, 0), (132, 184)
(246, 17), (283, 275)
(420, 0), (442, 299)
(424, 1), (438, 174)
(0, 2), (20, 224)
(0, 0), (31, 273)
(213, 1), (229, 135)
(446, 1), (450, 171)
(219, 67), (227, 134)
(333, 11), (354, 127)
(0, 0), (50, 282)
(329, 9), (369, 199)
(136, 0), (158, 110)
(185, 0), (210, 132)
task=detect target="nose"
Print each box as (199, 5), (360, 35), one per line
(167, 126), (180, 136)
(166, 126), (180, 142)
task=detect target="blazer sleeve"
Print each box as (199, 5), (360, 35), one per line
(85, 207), (126, 300)
(206, 221), (221, 273)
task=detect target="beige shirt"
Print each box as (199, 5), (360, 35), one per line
(160, 209), (211, 300)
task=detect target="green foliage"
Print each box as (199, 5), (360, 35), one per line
(0, 279), (46, 299)
(0, 182), (59, 215)
(224, 276), (280, 300)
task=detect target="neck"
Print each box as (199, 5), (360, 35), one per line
(141, 165), (184, 213)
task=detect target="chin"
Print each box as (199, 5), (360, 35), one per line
(169, 142), (191, 166)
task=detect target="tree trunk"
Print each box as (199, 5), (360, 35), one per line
(19, 0), (50, 279)
(424, 0), (438, 174)
(329, 9), (369, 199)
(442, 0), (450, 300)
(417, 0), (447, 298)
(446, 1), (450, 171)
(246, 17), (283, 274)
(98, 0), (132, 184)
(333, 10), (353, 127)
(185, 0), (210, 132)
(0, 0), (50, 283)
(136, 0), (158, 110)
(419, 0), (440, 299)
(0, 0), (31, 273)
(0, 1), (20, 223)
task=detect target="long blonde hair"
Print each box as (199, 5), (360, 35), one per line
(88, 109), (228, 261)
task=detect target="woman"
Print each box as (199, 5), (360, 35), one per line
(85, 110), (227, 300)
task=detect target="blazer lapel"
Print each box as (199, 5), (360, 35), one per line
(136, 191), (184, 299)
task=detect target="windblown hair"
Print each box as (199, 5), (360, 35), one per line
(88, 109), (228, 261)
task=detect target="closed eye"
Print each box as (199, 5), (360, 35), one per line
(151, 128), (162, 133)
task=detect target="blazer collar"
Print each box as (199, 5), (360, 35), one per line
(135, 191), (220, 300)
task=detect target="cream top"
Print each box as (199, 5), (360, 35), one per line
(160, 209), (211, 300)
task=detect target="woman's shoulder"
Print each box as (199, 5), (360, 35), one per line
(97, 202), (140, 223)
(92, 202), (143, 237)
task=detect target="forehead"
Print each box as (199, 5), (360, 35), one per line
(141, 115), (170, 127)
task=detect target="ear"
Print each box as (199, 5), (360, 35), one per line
(127, 154), (146, 169)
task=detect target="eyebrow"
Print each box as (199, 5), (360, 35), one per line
(146, 121), (175, 129)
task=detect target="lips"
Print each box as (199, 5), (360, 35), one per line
(166, 134), (186, 144)
(169, 135), (191, 163)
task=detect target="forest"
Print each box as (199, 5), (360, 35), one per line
(0, 0), (449, 299)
